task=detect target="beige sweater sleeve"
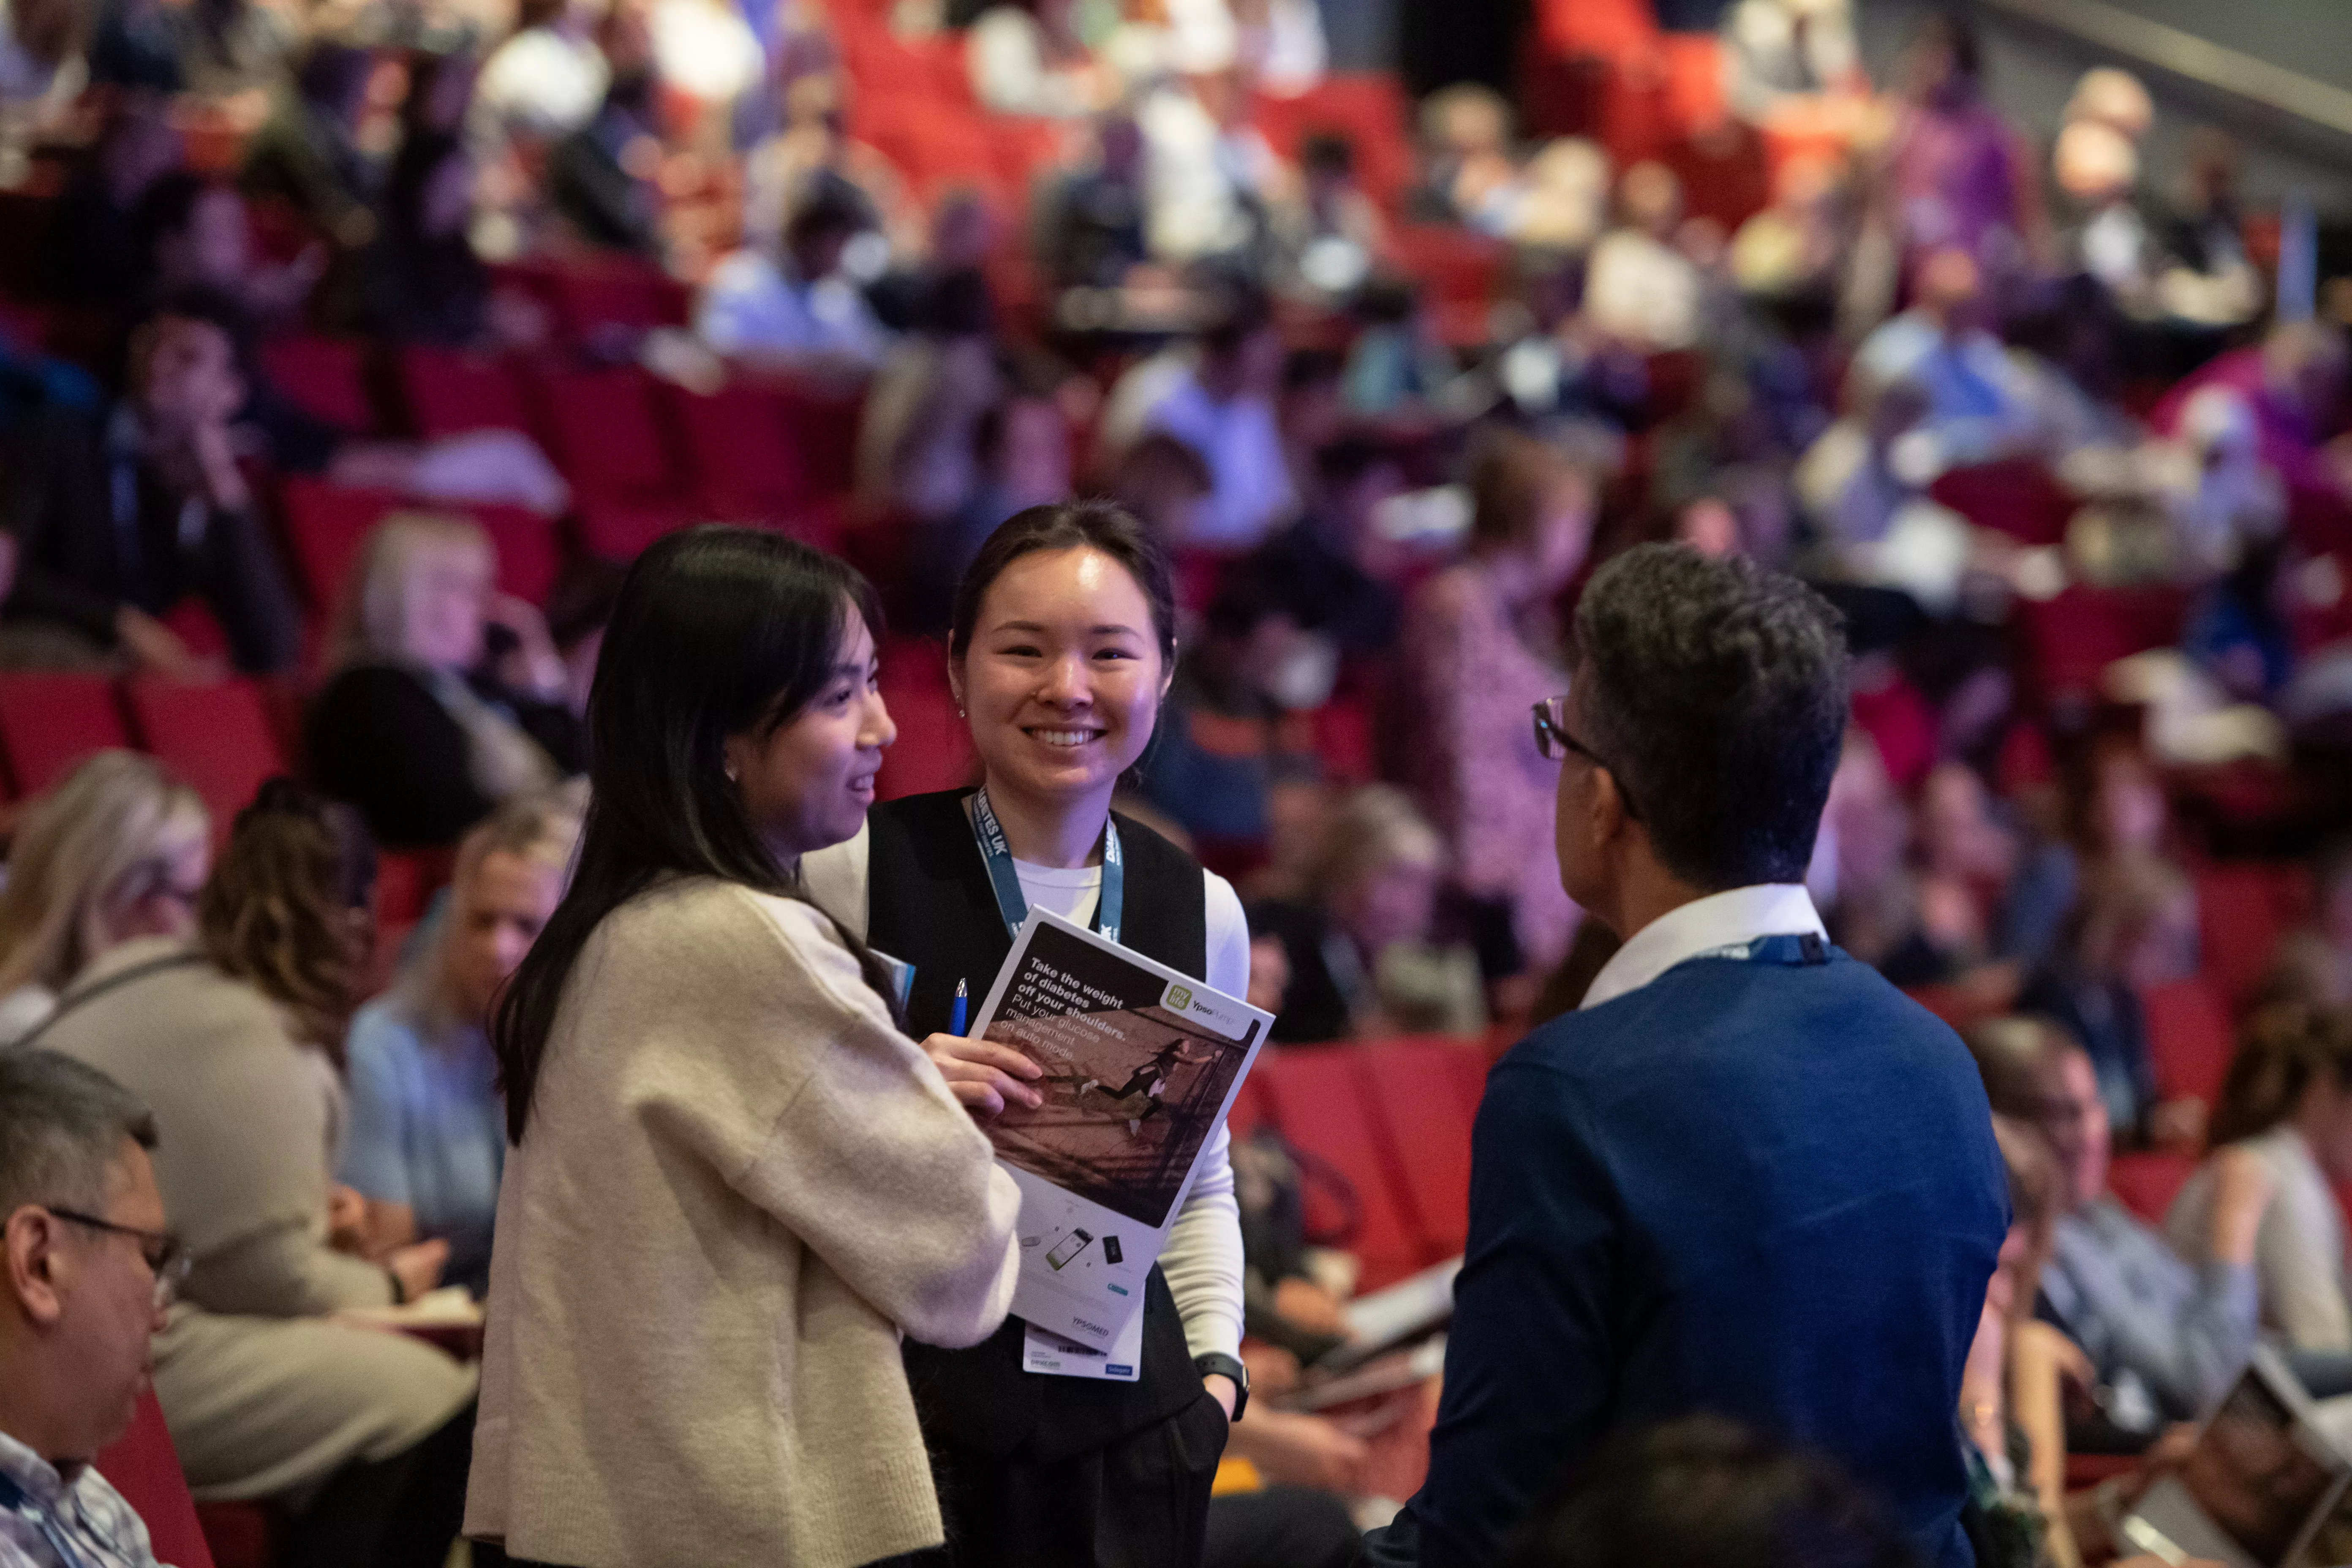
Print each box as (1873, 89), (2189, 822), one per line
(648, 888), (1022, 1349)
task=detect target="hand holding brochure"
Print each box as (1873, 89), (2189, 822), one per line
(966, 908), (1271, 1350)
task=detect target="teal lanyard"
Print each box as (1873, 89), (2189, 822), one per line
(0, 1469), (99, 1568)
(970, 787), (1123, 946)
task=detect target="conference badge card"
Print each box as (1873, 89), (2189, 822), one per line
(968, 908), (1271, 1350)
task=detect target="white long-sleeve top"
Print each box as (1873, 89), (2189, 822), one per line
(804, 819), (1249, 1360)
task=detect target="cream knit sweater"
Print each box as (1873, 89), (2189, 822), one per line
(465, 877), (1022, 1567)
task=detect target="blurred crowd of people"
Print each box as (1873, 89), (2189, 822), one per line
(0, 0), (2348, 1560)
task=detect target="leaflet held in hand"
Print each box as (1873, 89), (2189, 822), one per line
(967, 908), (1271, 1350)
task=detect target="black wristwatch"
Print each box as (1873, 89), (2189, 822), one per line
(1195, 1352), (1249, 1422)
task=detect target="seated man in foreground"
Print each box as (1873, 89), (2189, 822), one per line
(0, 1049), (181, 1568)
(1364, 544), (2009, 1568)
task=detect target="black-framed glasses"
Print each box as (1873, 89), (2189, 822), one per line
(44, 1207), (190, 1309)
(1532, 695), (1641, 820)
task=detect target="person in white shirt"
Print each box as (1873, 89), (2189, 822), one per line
(695, 178), (889, 373)
(1099, 290), (1293, 549)
(0, 1051), (182, 1568)
(472, 0), (609, 146)
(1582, 161), (1703, 354)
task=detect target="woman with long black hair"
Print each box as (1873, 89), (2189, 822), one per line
(466, 526), (1022, 1568)
(803, 501), (1249, 1568)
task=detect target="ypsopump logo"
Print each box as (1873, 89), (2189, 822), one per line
(1165, 984), (1193, 1011)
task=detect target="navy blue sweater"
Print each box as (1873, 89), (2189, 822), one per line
(1363, 937), (2008, 1568)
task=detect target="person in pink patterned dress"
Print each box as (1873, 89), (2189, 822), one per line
(1397, 431), (1594, 1007)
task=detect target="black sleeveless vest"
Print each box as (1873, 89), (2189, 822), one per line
(866, 788), (1210, 1464)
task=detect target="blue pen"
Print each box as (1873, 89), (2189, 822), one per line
(950, 978), (968, 1036)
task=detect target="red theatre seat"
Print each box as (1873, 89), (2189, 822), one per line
(874, 639), (977, 801)
(1930, 459), (2076, 548)
(2013, 585), (2190, 705)
(1355, 1037), (1487, 1261)
(538, 366), (692, 558)
(398, 346), (536, 440)
(2107, 1150), (2196, 1226)
(666, 378), (808, 523)
(122, 678), (287, 833)
(2143, 976), (2235, 1107)
(0, 672), (130, 798)
(93, 1390), (218, 1568)
(1252, 1047), (1424, 1289)
(258, 335), (376, 436)
(2196, 861), (2314, 1004)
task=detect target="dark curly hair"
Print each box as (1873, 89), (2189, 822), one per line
(1574, 543), (1848, 890)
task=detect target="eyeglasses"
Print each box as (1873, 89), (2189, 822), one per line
(44, 1207), (190, 1309)
(1532, 695), (1641, 820)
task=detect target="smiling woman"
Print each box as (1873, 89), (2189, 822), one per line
(801, 501), (1252, 1568)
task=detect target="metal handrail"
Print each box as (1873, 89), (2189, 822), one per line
(1971, 0), (2352, 142)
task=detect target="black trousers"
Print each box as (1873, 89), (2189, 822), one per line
(278, 1399), (495, 1568)
(1203, 1488), (1362, 1568)
(880, 1390), (1230, 1568)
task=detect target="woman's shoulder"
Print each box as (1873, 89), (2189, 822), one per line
(590, 877), (893, 1030)
(310, 663), (444, 724)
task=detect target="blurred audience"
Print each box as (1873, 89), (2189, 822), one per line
(1250, 784), (1483, 1042)
(339, 789), (579, 1296)
(1968, 1016), (2260, 1441)
(0, 291), (300, 675)
(1398, 430), (1591, 1001)
(38, 781), (480, 1568)
(2017, 853), (2201, 1149)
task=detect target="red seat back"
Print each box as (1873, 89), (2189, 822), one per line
(1931, 459), (2077, 548)
(2197, 861), (2315, 1005)
(667, 379), (807, 520)
(122, 679), (286, 836)
(93, 1388), (217, 1568)
(398, 346), (535, 439)
(1252, 1046), (1424, 1289)
(0, 674), (130, 798)
(874, 638), (977, 800)
(258, 335), (375, 436)
(2143, 976), (2236, 1106)
(538, 366), (683, 502)
(1356, 1037), (1486, 1260)
(2107, 1150), (2196, 1226)
(2013, 586), (2190, 705)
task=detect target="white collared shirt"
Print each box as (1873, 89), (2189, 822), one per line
(1579, 884), (1827, 1012)
(0, 1428), (164, 1568)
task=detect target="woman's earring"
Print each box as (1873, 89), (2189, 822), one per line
(725, 765), (739, 783)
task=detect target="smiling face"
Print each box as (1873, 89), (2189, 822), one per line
(954, 547), (1170, 816)
(724, 606), (894, 863)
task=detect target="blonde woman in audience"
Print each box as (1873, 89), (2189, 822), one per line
(339, 789), (582, 1294)
(37, 779), (479, 1568)
(2168, 1003), (2352, 1354)
(0, 750), (208, 1045)
(1254, 784), (1484, 1041)
(307, 512), (583, 850)
(471, 528), (1018, 1568)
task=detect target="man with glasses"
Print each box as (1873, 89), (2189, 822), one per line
(1364, 544), (2009, 1568)
(0, 1049), (183, 1568)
